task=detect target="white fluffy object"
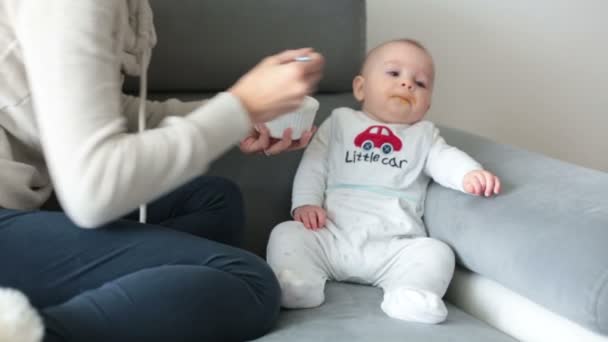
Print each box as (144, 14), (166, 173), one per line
(0, 288), (43, 342)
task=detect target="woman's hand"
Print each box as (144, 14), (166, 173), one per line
(293, 205), (327, 230)
(239, 124), (317, 155)
(228, 48), (324, 124)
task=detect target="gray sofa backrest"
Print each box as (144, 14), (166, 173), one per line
(125, 0), (366, 93)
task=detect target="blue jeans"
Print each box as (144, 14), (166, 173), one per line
(0, 176), (280, 342)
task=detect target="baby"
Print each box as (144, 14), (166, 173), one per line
(266, 39), (500, 324)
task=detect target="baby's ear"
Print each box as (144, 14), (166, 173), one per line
(352, 75), (365, 102)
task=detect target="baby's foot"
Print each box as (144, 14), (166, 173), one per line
(381, 287), (448, 324)
(277, 269), (325, 309)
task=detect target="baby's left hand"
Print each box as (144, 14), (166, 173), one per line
(463, 170), (501, 197)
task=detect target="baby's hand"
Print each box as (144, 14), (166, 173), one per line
(463, 170), (501, 197)
(293, 205), (327, 230)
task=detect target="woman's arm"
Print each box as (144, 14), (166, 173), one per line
(16, 0), (251, 227)
(120, 94), (208, 132)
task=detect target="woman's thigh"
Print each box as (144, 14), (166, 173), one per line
(0, 175), (282, 340)
(0, 209), (280, 341)
(0, 209), (270, 305)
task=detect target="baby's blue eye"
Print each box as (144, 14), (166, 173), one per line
(387, 71), (399, 77)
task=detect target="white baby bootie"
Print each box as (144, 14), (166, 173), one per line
(0, 287), (44, 342)
(277, 269), (325, 309)
(381, 287), (448, 324)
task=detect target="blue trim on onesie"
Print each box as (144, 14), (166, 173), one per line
(327, 184), (417, 203)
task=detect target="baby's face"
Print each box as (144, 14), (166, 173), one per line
(353, 42), (434, 125)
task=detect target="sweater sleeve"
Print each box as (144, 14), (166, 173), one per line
(120, 94), (209, 131)
(291, 116), (332, 214)
(16, 0), (251, 228)
(424, 127), (482, 192)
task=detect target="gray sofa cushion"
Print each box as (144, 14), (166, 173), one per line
(424, 126), (608, 335)
(253, 282), (517, 342)
(125, 0), (366, 93)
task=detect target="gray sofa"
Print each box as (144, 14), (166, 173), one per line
(127, 1), (608, 341)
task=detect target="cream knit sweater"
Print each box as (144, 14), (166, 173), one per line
(0, 0), (252, 227)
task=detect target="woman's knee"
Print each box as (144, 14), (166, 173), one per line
(192, 176), (244, 216)
(135, 251), (280, 340)
(45, 262), (281, 342)
(238, 249), (282, 303)
(182, 176), (245, 244)
(224, 252), (281, 338)
(209, 177), (245, 232)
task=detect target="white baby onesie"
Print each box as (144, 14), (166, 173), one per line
(267, 107), (482, 323)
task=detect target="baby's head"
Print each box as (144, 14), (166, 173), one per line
(353, 39), (435, 124)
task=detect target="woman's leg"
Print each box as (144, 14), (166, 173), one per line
(0, 177), (280, 342)
(124, 176), (245, 246)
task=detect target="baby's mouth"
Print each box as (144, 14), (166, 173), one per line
(391, 96), (414, 106)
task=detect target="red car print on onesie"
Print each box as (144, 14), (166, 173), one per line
(354, 125), (402, 155)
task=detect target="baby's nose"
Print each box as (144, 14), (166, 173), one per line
(401, 82), (414, 90)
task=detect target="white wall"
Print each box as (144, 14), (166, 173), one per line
(367, 0), (608, 172)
